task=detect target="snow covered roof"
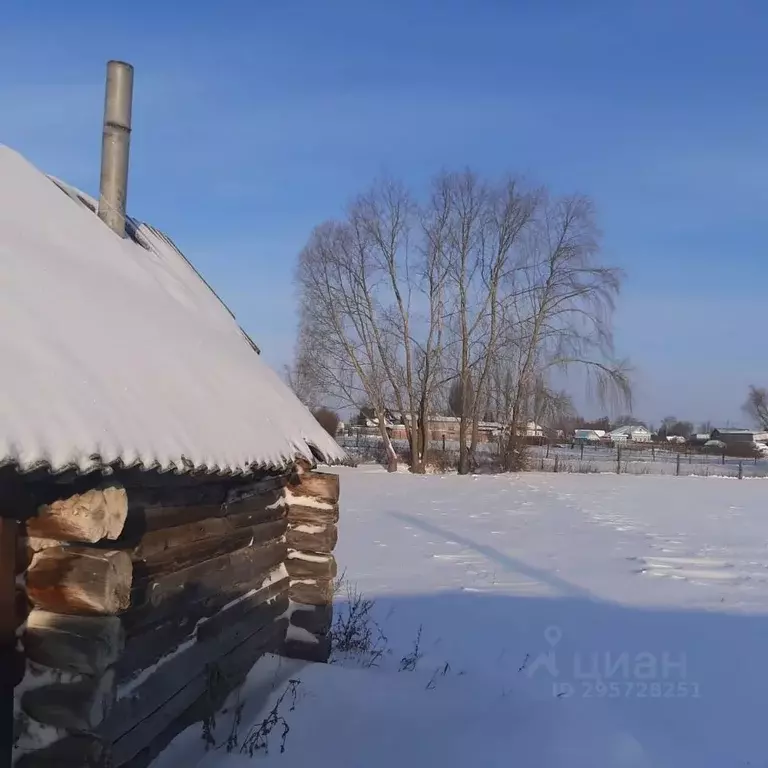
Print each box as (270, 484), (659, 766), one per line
(0, 146), (347, 475)
(609, 425), (650, 436)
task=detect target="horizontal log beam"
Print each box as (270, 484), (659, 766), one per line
(25, 610), (124, 675)
(21, 669), (115, 732)
(109, 486), (285, 550)
(117, 573), (289, 681)
(283, 631), (331, 663)
(27, 547), (132, 615)
(286, 553), (337, 580)
(132, 502), (285, 561)
(26, 484), (127, 543)
(290, 602), (333, 635)
(132, 517), (287, 584)
(13, 733), (106, 768)
(125, 540), (287, 630)
(289, 578), (335, 606)
(110, 616), (287, 767)
(289, 471), (339, 504)
(286, 523), (338, 554)
(285, 503), (339, 526)
(103, 597), (288, 748)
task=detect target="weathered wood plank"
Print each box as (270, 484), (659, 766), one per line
(21, 669), (115, 732)
(125, 540), (287, 630)
(26, 484), (127, 543)
(286, 553), (338, 580)
(27, 547), (132, 615)
(117, 574), (289, 681)
(131, 518), (287, 583)
(285, 503), (339, 526)
(104, 598), (288, 746)
(286, 523), (338, 554)
(289, 578), (335, 606)
(289, 471), (339, 504)
(25, 611), (124, 675)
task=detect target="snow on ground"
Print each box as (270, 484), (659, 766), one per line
(155, 468), (768, 767)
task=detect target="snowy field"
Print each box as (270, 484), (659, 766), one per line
(156, 468), (768, 767)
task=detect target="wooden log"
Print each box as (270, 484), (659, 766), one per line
(131, 517), (287, 583)
(110, 616), (287, 767)
(104, 486), (285, 555)
(125, 540), (287, 629)
(25, 484), (128, 543)
(290, 602), (333, 635)
(125, 475), (285, 529)
(27, 547), (133, 615)
(21, 669), (115, 732)
(286, 553), (337, 580)
(285, 503), (339, 526)
(131, 504), (285, 561)
(286, 522), (338, 554)
(196, 588), (288, 643)
(25, 611), (124, 675)
(289, 578), (335, 606)
(13, 733), (106, 768)
(288, 471), (339, 504)
(117, 574), (289, 681)
(103, 598), (287, 750)
(283, 632), (331, 663)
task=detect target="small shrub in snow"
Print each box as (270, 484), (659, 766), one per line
(240, 679), (302, 756)
(398, 625), (424, 672)
(331, 581), (389, 667)
(200, 664), (302, 757)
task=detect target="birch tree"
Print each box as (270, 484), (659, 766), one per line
(497, 194), (630, 469)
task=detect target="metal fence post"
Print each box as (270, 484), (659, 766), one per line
(739, 461), (743, 480)
(676, 453), (681, 476)
(616, 446), (621, 474)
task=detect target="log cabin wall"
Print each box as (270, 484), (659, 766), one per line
(283, 467), (340, 663)
(11, 468), (300, 768)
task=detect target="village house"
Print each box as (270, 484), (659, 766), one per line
(710, 428), (768, 446)
(609, 425), (652, 443)
(1, 61), (346, 767)
(573, 428), (606, 443)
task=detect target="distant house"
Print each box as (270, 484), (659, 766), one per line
(609, 425), (652, 443)
(574, 428), (606, 443)
(666, 435), (686, 444)
(399, 415), (502, 443)
(711, 428), (768, 445)
(520, 421), (545, 438)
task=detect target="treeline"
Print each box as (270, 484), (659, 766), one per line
(291, 170), (630, 473)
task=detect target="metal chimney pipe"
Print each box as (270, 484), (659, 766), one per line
(98, 60), (134, 237)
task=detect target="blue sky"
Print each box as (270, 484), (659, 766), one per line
(2, 0), (766, 426)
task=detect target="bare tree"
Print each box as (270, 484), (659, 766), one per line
(293, 172), (630, 475)
(497, 194), (631, 469)
(743, 386), (768, 430)
(435, 172), (538, 473)
(295, 220), (400, 470)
